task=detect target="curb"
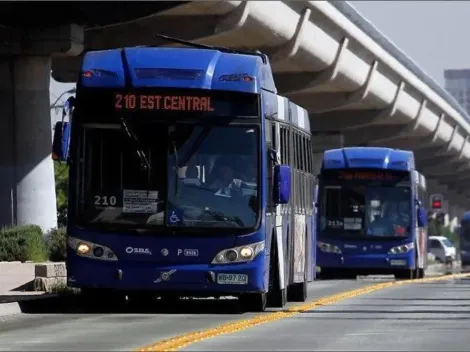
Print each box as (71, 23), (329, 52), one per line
(0, 293), (60, 317)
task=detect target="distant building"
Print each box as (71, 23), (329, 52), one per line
(444, 69), (470, 114)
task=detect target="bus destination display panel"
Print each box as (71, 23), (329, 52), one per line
(77, 88), (260, 121)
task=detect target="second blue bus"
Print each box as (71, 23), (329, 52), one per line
(316, 147), (428, 280)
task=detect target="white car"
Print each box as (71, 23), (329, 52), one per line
(428, 236), (456, 264)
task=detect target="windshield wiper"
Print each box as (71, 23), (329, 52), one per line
(204, 210), (245, 227)
(120, 118), (151, 171)
(172, 140), (180, 196)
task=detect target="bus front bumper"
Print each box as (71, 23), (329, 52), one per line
(317, 252), (414, 270)
(66, 255), (266, 295)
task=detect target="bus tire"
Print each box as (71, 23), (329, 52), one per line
(239, 293), (267, 312)
(317, 268), (334, 280)
(394, 269), (414, 280)
(127, 292), (155, 309)
(267, 238), (287, 308)
(80, 288), (123, 312)
(418, 268), (425, 279)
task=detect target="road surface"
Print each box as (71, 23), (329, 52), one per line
(0, 274), (468, 351)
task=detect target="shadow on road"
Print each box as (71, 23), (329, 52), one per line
(15, 294), (250, 315)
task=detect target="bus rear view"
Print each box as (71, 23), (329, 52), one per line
(316, 147), (428, 280)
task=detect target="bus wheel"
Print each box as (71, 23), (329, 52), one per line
(394, 269), (414, 280)
(287, 281), (307, 302)
(418, 268), (425, 279)
(239, 293), (267, 312)
(267, 241), (287, 308)
(80, 288), (123, 312)
(127, 292), (155, 310)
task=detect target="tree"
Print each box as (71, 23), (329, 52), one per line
(54, 162), (69, 227)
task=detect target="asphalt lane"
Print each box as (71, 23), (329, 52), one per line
(183, 276), (470, 351)
(0, 278), (386, 351)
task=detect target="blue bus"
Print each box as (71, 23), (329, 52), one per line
(315, 147), (428, 280)
(459, 212), (470, 268)
(51, 40), (316, 312)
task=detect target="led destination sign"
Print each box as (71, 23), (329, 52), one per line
(114, 93), (215, 112)
(76, 89), (260, 122)
(339, 171), (400, 181)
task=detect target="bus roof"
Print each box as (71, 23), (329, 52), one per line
(79, 46), (276, 94)
(322, 147), (415, 171)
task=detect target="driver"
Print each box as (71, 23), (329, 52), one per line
(369, 202), (407, 236)
(208, 161), (236, 194)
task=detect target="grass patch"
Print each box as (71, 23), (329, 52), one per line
(47, 281), (80, 295)
(0, 225), (48, 262)
(45, 227), (67, 262)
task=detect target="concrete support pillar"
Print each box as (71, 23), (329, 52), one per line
(0, 57), (58, 232)
(0, 25), (83, 233)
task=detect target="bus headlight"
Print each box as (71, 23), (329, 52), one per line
(388, 242), (414, 254)
(318, 241), (342, 254)
(77, 243), (91, 255)
(67, 236), (118, 261)
(211, 241), (265, 264)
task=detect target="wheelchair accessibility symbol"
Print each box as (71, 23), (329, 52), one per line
(169, 210), (181, 224)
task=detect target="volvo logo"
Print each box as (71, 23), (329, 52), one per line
(154, 269), (177, 283)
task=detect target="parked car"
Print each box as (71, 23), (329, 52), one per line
(428, 236), (456, 265)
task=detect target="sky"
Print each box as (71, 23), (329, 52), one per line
(351, 1), (470, 85)
(49, 1), (470, 103)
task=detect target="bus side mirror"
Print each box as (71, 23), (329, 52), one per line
(273, 164), (291, 204)
(417, 207), (427, 227)
(52, 121), (71, 162)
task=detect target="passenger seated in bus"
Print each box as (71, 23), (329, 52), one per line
(183, 164), (201, 186)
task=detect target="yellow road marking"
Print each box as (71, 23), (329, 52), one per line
(136, 273), (470, 352)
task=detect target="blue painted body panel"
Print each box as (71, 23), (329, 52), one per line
(80, 47), (277, 93)
(317, 147), (419, 274)
(67, 229), (266, 293)
(460, 212), (470, 266)
(322, 147), (415, 171)
(317, 238), (415, 271)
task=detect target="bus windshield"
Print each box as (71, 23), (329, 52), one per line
(319, 169), (412, 238)
(76, 121), (259, 230)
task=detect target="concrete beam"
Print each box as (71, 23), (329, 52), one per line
(274, 35), (352, 94)
(445, 178), (470, 191)
(0, 25), (84, 56)
(312, 132), (344, 151)
(52, 3), (252, 82)
(308, 109), (383, 132)
(426, 179), (448, 195)
(439, 172), (470, 185)
(417, 155), (457, 168)
(343, 124), (422, 146)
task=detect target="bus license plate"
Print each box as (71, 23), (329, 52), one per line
(217, 273), (248, 285)
(390, 259), (407, 266)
